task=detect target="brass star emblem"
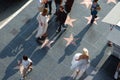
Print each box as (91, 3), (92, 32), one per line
(107, 0), (117, 4)
(85, 15), (99, 24)
(64, 34), (78, 47)
(65, 15), (76, 27)
(80, 0), (92, 8)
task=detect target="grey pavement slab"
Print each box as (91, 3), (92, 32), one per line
(0, 0), (119, 80)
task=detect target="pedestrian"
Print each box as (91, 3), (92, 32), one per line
(36, 8), (49, 44)
(70, 48), (90, 79)
(54, 0), (63, 14)
(56, 6), (67, 32)
(45, 0), (53, 15)
(18, 55), (33, 80)
(90, 0), (101, 24)
(114, 62), (120, 80)
(64, 0), (74, 14)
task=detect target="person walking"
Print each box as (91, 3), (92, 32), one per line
(90, 0), (101, 24)
(36, 8), (49, 44)
(18, 55), (33, 80)
(55, 6), (67, 33)
(70, 48), (90, 79)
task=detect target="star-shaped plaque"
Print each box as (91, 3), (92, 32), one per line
(85, 15), (99, 24)
(65, 15), (76, 27)
(41, 39), (49, 48)
(64, 34), (78, 47)
(107, 0), (117, 4)
(80, 0), (92, 8)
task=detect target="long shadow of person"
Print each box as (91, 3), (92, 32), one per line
(58, 24), (91, 64)
(1, 13), (50, 80)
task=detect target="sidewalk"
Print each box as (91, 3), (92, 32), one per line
(0, 0), (118, 80)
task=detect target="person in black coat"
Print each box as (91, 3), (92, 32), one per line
(64, 0), (74, 13)
(56, 6), (67, 32)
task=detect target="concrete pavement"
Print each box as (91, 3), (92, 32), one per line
(0, 0), (119, 80)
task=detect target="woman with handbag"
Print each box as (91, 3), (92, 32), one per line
(36, 8), (49, 44)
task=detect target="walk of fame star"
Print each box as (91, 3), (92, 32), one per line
(41, 39), (49, 48)
(65, 15), (76, 27)
(85, 15), (99, 24)
(107, 0), (117, 4)
(64, 34), (78, 47)
(80, 0), (92, 8)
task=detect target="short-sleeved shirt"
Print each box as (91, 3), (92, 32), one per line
(21, 58), (32, 69)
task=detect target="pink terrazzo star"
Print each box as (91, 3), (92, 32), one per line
(64, 34), (78, 47)
(107, 0), (117, 4)
(80, 0), (92, 8)
(41, 39), (49, 48)
(85, 15), (99, 24)
(65, 15), (76, 27)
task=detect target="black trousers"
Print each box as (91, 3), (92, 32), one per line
(45, 1), (52, 14)
(90, 15), (97, 24)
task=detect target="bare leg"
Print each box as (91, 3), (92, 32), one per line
(71, 70), (80, 79)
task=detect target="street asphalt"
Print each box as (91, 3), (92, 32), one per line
(0, 0), (120, 80)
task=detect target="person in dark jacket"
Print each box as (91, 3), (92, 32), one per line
(64, 0), (74, 13)
(56, 6), (67, 32)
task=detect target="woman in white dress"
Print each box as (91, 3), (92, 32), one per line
(71, 48), (90, 79)
(36, 8), (49, 43)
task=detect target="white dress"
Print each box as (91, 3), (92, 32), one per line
(71, 53), (89, 71)
(36, 13), (48, 38)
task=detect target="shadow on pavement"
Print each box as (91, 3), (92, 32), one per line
(58, 24), (91, 64)
(0, 13), (49, 80)
(60, 76), (73, 80)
